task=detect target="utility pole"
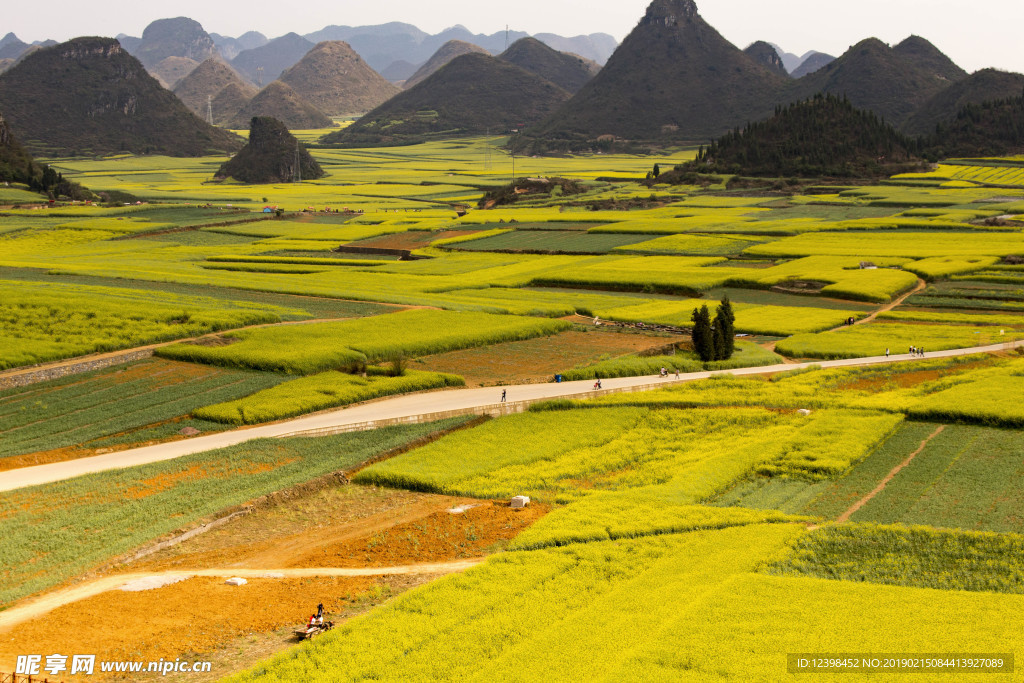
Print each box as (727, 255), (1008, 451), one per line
(295, 141), (301, 183)
(256, 66), (264, 88)
(505, 25), (509, 51)
(206, 95), (213, 126)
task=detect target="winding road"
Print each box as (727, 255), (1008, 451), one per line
(1, 338), (1020, 494)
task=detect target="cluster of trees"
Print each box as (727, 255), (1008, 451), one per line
(477, 176), (585, 208)
(677, 94), (922, 178)
(926, 90), (1024, 157)
(1, 116), (95, 201)
(656, 91), (1024, 182)
(691, 297), (735, 362)
(27, 165), (94, 201)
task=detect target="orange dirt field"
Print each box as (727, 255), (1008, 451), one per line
(413, 328), (674, 386)
(0, 575), (402, 681)
(288, 501), (547, 568)
(132, 487), (547, 571)
(0, 484), (548, 681)
(831, 357), (997, 392)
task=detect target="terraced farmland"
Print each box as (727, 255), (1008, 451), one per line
(5, 139), (1024, 682)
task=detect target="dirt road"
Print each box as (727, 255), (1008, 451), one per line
(0, 560), (482, 632)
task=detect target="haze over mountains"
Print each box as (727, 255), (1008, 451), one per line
(523, 0), (1024, 151)
(403, 40), (488, 89)
(104, 18), (618, 91)
(226, 81), (333, 131)
(0, 0), (1022, 159)
(327, 52), (571, 147)
(526, 0), (788, 148)
(172, 58), (256, 124)
(278, 41), (399, 115)
(499, 38), (600, 94)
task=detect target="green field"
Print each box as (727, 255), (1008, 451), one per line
(194, 369), (465, 424)
(448, 230), (653, 253)
(767, 523), (1024, 594)
(776, 322), (1022, 359)
(0, 279), (298, 370)
(0, 358), (283, 458)
(0, 418), (470, 607)
(157, 310), (571, 374)
(805, 424), (1024, 532)
(0, 266), (396, 320)
(560, 340), (783, 380)
(9, 143), (1024, 681)
(358, 405), (901, 502)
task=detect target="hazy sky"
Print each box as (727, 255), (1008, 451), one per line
(7, 0), (1024, 73)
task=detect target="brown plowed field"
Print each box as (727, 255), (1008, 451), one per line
(413, 328), (674, 386)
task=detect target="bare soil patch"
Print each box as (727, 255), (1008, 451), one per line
(0, 575), (412, 681)
(413, 329), (674, 386)
(289, 501), (548, 568)
(184, 335), (240, 347)
(129, 486), (546, 572)
(831, 357), (997, 392)
(0, 484), (547, 680)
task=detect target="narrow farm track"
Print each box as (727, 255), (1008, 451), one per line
(0, 560), (483, 632)
(826, 278), (927, 332)
(836, 424), (947, 523)
(856, 278), (928, 324)
(1, 338), (1021, 493)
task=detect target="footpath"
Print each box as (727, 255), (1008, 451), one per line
(0, 339), (1021, 494)
(0, 560), (483, 631)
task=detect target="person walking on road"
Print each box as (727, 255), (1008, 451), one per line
(886, 348), (890, 358)
(501, 389), (506, 402)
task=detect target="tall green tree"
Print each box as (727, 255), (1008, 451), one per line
(714, 296), (736, 360)
(691, 305), (714, 362)
(712, 323), (727, 361)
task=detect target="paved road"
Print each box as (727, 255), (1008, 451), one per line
(0, 339), (1020, 493)
(0, 560), (483, 631)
